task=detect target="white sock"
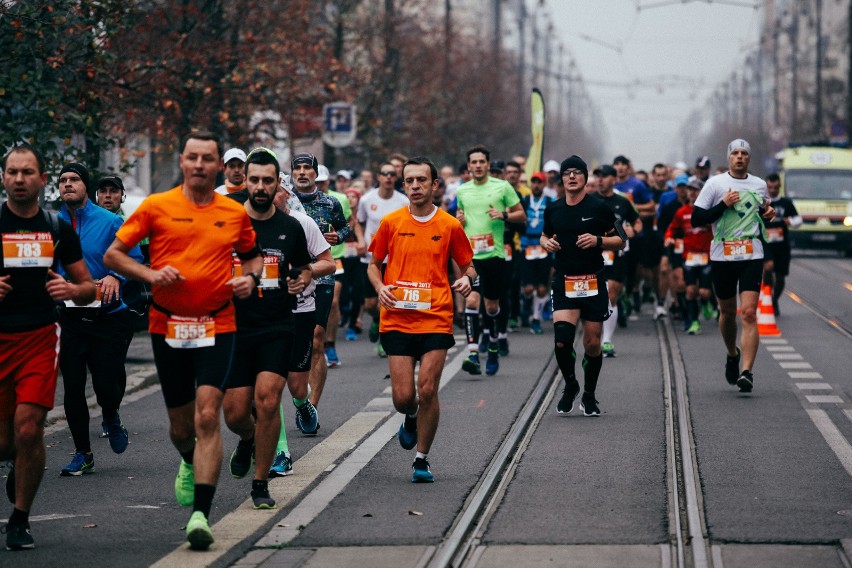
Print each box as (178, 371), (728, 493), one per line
(415, 452), (428, 461)
(603, 303), (617, 343)
(533, 295), (547, 320)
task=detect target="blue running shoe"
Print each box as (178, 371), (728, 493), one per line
(485, 347), (500, 376)
(268, 451), (293, 478)
(325, 346), (341, 368)
(498, 337), (509, 357)
(105, 414), (129, 454)
(345, 328), (357, 341)
(397, 420), (417, 450)
(294, 399), (319, 435)
(530, 319), (543, 335)
(60, 452), (94, 476)
(411, 457), (434, 483)
(462, 353), (481, 375)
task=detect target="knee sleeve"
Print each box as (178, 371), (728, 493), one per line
(554, 321), (576, 348)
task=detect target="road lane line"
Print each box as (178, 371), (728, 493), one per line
(806, 409), (852, 478)
(796, 383), (832, 390)
(771, 353), (804, 360)
(789, 372), (823, 379)
(806, 395), (844, 404)
(779, 362), (813, 369)
(761, 338), (788, 344)
(765, 345), (795, 352)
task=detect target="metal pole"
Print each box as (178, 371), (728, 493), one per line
(815, 0), (823, 138)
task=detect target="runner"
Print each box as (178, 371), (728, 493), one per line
(55, 162), (144, 476)
(367, 157), (475, 482)
(455, 145), (526, 376)
(356, 161), (409, 357)
(596, 165), (641, 357)
(214, 148), (247, 195)
(658, 173), (691, 327)
(613, 155), (654, 318)
(665, 179), (714, 335)
(1, 144), (96, 550)
(540, 156), (627, 416)
(692, 139), (775, 393)
(762, 173), (801, 316)
(104, 131), (263, 550)
(220, 148), (312, 508)
(518, 171), (555, 335)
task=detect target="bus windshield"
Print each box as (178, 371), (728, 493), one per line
(784, 169), (852, 200)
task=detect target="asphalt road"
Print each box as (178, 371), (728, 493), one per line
(2, 251), (850, 568)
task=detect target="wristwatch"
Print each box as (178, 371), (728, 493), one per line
(247, 272), (261, 287)
(502, 211), (508, 221)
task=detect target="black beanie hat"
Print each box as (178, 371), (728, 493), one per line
(291, 152), (318, 174)
(59, 162), (91, 192)
(559, 155), (588, 180)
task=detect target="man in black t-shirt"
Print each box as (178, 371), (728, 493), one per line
(223, 149), (312, 510)
(541, 156), (627, 417)
(762, 173), (801, 316)
(0, 145), (95, 551)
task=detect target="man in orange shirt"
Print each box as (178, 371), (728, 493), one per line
(104, 131), (262, 550)
(368, 157), (475, 483)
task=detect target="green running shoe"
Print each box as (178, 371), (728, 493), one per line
(687, 320), (701, 335)
(601, 342), (615, 358)
(185, 511), (214, 550)
(175, 460), (195, 507)
(376, 342), (387, 358)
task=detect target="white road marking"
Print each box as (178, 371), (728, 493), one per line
(805, 395), (844, 404)
(806, 409), (852, 478)
(765, 345), (796, 352)
(789, 372), (823, 379)
(761, 338), (788, 344)
(779, 362), (813, 369)
(795, 383), (832, 390)
(772, 353), (804, 360)
(0, 513), (90, 523)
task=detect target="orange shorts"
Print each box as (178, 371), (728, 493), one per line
(0, 323), (61, 420)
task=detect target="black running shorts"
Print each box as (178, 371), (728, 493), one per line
(151, 332), (236, 408)
(380, 331), (455, 359)
(710, 258), (763, 300)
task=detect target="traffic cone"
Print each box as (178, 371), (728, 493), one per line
(757, 284), (781, 337)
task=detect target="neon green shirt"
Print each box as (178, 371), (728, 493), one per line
(328, 190), (352, 259)
(456, 177), (521, 260)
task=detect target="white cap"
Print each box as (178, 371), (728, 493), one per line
(336, 169), (352, 180)
(316, 164), (330, 182)
(543, 160), (560, 173)
(674, 161), (688, 171)
(727, 139), (751, 157)
(223, 148), (247, 164)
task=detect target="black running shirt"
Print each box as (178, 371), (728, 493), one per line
(542, 194), (616, 276)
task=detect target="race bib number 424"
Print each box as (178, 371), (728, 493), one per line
(2, 232), (54, 268)
(564, 274), (598, 298)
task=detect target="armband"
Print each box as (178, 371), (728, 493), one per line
(613, 222), (629, 242)
(467, 274), (474, 288)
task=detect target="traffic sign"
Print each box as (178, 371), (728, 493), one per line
(322, 102), (357, 148)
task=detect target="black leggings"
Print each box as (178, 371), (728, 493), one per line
(60, 310), (133, 452)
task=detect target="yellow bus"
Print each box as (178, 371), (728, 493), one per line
(779, 145), (852, 255)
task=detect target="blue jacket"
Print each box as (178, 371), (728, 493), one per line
(58, 199), (144, 313)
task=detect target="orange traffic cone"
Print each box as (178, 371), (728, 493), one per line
(757, 284), (781, 337)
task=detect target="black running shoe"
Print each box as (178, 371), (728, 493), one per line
(3, 522), (34, 550)
(725, 348), (741, 385)
(737, 370), (754, 393)
(580, 393), (601, 417)
(556, 378), (581, 414)
(229, 439), (254, 479)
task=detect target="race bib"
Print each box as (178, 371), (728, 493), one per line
(525, 245), (548, 260)
(504, 244), (513, 261)
(165, 315), (215, 349)
(766, 227), (785, 243)
(2, 232), (54, 268)
(564, 274), (598, 298)
(684, 252), (709, 267)
(722, 239), (754, 260)
(602, 250), (615, 266)
(64, 279), (103, 308)
(233, 255), (280, 289)
(470, 234), (495, 254)
(391, 281), (432, 310)
(673, 239), (684, 254)
(334, 258), (344, 275)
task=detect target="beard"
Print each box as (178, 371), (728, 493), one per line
(249, 193), (274, 212)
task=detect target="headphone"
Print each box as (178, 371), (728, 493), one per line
(96, 186), (126, 205)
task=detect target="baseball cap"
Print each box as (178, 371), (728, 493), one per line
(599, 165), (617, 177)
(530, 171), (546, 182)
(223, 148), (247, 164)
(687, 178), (705, 191)
(489, 160), (505, 174)
(612, 155), (630, 165)
(98, 175), (124, 191)
(695, 156), (711, 169)
(335, 169), (352, 180)
(315, 164), (329, 182)
(674, 173), (690, 187)
(543, 160), (560, 173)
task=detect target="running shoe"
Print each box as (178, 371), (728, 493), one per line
(737, 370), (754, 393)
(411, 457), (434, 483)
(251, 487), (277, 510)
(556, 378), (581, 414)
(60, 451), (94, 476)
(105, 414), (129, 454)
(725, 348), (741, 385)
(687, 320), (701, 335)
(397, 420), (417, 451)
(497, 337), (510, 356)
(268, 451), (293, 478)
(3, 522), (34, 551)
(229, 439), (254, 479)
(325, 346), (341, 368)
(462, 353), (482, 375)
(530, 319), (544, 335)
(580, 393), (601, 417)
(485, 346), (500, 376)
(294, 399), (319, 435)
(376, 342), (388, 358)
(369, 320), (380, 343)
(702, 301), (714, 321)
(345, 328), (358, 341)
(654, 305), (667, 320)
(185, 511), (214, 550)
(5, 461), (14, 504)
(174, 460), (195, 507)
(507, 318), (518, 332)
(601, 342), (616, 358)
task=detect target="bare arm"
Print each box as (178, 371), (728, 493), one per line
(310, 249), (336, 279)
(46, 262), (96, 304)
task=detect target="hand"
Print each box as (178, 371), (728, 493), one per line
(323, 229), (339, 245)
(487, 205), (503, 220)
(624, 222), (635, 239)
(664, 237), (674, 247)
(576, 233), (597, 250)
(45, 269), (73, 301)
(451, 276), (472, 298)
(227, 275), (254, 299)
(377, 285), (398, 310)
(0, 275), (12, 302)
(762, 205), (776, 222)
(356, 240), (367, 256)
(148, 266), (184, 287)
(100, 274), (121, 304)
(542, 236), (561, 253)
(456, 209), (466, 225)
(722, 189), (740, 207)
(286, 274), (306, 295)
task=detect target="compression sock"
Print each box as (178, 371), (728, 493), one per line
(484, 308), (500, 340)
(582, 353), (604, 394)
(465, 308), (480, 350)
(276, 404), (289, 454)
(602, 303), (617, 343)
(180, 449), (195, 465)
(553, 321), (578, 381)
(192, 484), (216, 517)
(687, 298), (699, 322)
(677, 291), (688, 320)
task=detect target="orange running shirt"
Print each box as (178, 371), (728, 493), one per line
(369, 207), (473, 334)
(115, 186), (257, 334)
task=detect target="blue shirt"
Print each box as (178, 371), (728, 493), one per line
(520, 193), (555, 247)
